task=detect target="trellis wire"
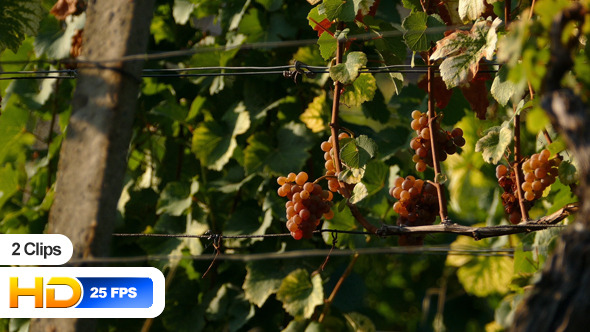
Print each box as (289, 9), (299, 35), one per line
(66, 245), (524, 265)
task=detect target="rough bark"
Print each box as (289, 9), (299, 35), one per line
(512, 4), (590, 332)
(29, 0), (154, 331)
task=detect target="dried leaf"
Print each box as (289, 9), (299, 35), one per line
(50, 0), (79, 20)
(430, 17), (501, 89)
(418, 74), (453, 109)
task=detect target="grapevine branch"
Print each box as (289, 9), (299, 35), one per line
(378, 202), (577, 239)
(329, 24), (378, 234)
(426, 51), (449, 223)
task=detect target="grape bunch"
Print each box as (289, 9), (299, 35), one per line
(495, 164), (529, 224)
(321, 132), (351, 193)
(409, 110), (465, 172)
(277, 172), (334, 240)
(521, 149), (560, 201)
(389, 176), (439, 245)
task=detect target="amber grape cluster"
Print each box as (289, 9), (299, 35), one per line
(496, 164), (529, 224)
(521, 149), (560, 201)
(321, 132), (351, 193)
(277, 172), (334, 240)
(409, 110), (465, 172)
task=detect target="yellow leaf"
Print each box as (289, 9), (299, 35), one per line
(300, 91), (330, 133)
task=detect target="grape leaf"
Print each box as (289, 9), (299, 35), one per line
(243, 261), (294, 308)
(491, 65), (517, 106)
(300, 91), (330, 133)
(276, 269), (324, 319)
(191, 103), (250, 171)
(330, 51), (368, 84)
(430, 17), (501, 89)
(173, 0), (196, 25)
(475, 124), (512, 164)
(205, 284), (255, 331)
(558, 160), (577, 185)
(458, 0), (486, 22)
(156, 182), (196, 216)
(350, 182), (369, 204)
(402, 12), (445, 52)
(340, 135), (377, 169)
(525, 107), (549, 135)
(308, 6), (333, 37)
(355, 0), (376, 16)
(447, 235), (514, 296)
(0, 165), (19, 211)
(343, 312), (376, 332)
(243, 122), (314, 175)
(459, 72), (490, 120)
(0, 0), (44, 54)
(341, 73), (377, 107)
(319, 0), (356, 22)
(417, 74), (453, 109)
(318, 32), (337, 60)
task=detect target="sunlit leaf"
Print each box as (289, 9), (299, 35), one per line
(402, 12), (445, 52)
(343, 312), (376, 332)
(458, 0), (486, 22)
(447, 235), (514, 297)
(340, 73), (377, 107)
(173, 0), (196, 25)
(330, 51), (367, 84)
(276, 269), (324, 319)
(475, 125), (512, 164)
(0, 0), (43, 54)
(244, 261), (293, 308)
(300, 91), (330, 133)
(525, 107), (549, 135)
(491, 65), (516, 106)
(340, 135), (377, 169)
(320, 0), (356, 22)
(430, 17), (501, 89)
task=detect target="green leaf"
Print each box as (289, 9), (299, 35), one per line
(558, 160), (577, 185)
(276, 269), (324, 319)
(0, 165), (20, 211)
(447, 235), (514, 296)
(243, 261), (292, 308)
(430, 17), (501, 88)
(173, 0), (196, 25)
(340, 135), (377, 169)
(514, 246), (537, 275)
(491, 65), (516, 106)
(475, 125), (512, 164)
(156, 181), (198, 216)
(243, 122), (313, 175)
(350, 182), (368, 204)
(191, 103), (250, 171)
(402, 12), (445, 52)
(318, 32), (337, 60)
(330, 52), (367, 84)
(546, 138), (567, 156)
(525, 107), (549, 135)
(205, 284), (255, 331)
(320, 0), (356, 22)
(340, 73), (377, 107)
(0, 96), (36, 164)
(458, 0), (486, 22)
(300, 91), (330, 133)
(343, 312), (376, 332)
(0, 0), (43, 53)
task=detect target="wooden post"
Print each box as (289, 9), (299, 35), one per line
(30, 0), (154, 331)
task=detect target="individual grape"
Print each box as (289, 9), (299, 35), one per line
(509, 211), (521, 224)
(320, 141), (332, 152)
(296, 172), (308, 185)
(277, 176), (288, 185)
(453, 136), (465, 147)
(496, 165), (508, 178)
(338, 132), (350, 140)
(411, 110), (421, 119)
(451, 128), (463, 137)
(324, 210), (334, 220)
(416, 160), (427, 172)
(299, 209), (310, 220)
(411, 119), (421, 131)
(287, 172), (297, 182)
(524, 191), (535, 201)
(300, 190), (310, 200)
(421, 128), (431, 140)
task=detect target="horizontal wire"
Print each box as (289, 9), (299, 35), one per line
(112, 228), (373, 239)
(65, 246), (520, 265)
(0, 24), (471, 66)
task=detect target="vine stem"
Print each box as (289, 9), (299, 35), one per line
(426, 53), (449, 223)
(318, 253), (359, 323)
(330, 24), (378, 234)
(507, 0), (529, 222)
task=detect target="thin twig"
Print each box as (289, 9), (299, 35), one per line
(426, 53), (449, 222)
(318, 253), (359, 323)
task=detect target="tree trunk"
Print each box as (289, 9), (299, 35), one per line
(511, 4), (590, 331)
(29, 0), (154, 331)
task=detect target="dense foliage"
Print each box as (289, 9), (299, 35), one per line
(0, 0), (586, 331)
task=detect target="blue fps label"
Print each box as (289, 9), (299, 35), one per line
(0, 267), (165, 318)
(76, 277), (153, 308)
